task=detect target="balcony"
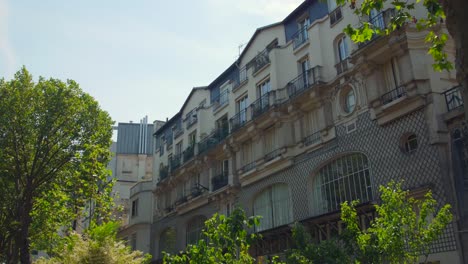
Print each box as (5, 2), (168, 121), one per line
(173, 128), (184, 139)
(444, 85), (463, 111)
(335, 58), (350, 75)
(212, 89), (229, 112)
(358, 9), (395, 49)
(159, 166), (169, 181)
(211, 172), (228, 192)
(303, 131), (321, 146)
(190, 183), (208, 199)
(198, 125), (230, 154)
(329, 6), (343, 26)
(232, 67), (248, 91)
(169, 154), (182, 172)
(183, 145), (195, 162)
(381, 86), (406, 105)
(240, 161), (256, 173)
(291, 25), (309, 50)
(251, 92), (274, 119)
(186, 112), (198, 129)
(252, 50), (270, 74)
(286, 66), (323, 99)
(230, 109), (250, 133)
(264, 148), (283, 163)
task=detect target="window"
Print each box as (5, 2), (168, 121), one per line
(341, 86), (356, 114)
(253, 184), (292, 231)
(298, 17), (310, 40)
(241, 140), (254, 170)
(131, 199), (139, 217)
(186, 109), (198, 128)
(369, 9), (384, 30)
(188, 131), (196, 147)
(186, 215), (207, 245)
(239, 66), (247, 83)
(401, 133), (418, 153)
(337, 36), (349, 62)
(237, 95), (249, 124)
(300, 59), (310, 86)
(159, 227), (176, 255)
(264, 126), (277, 155)
(301, 109), (319, 139)
(175, 141), (183, 156)
(383, 57), (400, 91)
(256, 79), (271, 112)
(310, 153), (373, 216)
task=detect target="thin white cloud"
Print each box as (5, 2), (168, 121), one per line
(0, 0), (17, 78)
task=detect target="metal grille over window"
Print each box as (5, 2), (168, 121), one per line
(310, 153), (372, 217)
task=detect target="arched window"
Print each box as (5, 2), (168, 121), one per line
(253, 183), (292, 232)
(159, 227), (176, 255)
(186, 215), (206, 245)
(310, 153), (372, 216)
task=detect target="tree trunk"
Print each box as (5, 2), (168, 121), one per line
(17, 187), (33, 264)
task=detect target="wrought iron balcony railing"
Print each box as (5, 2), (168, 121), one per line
(198, 125), (229, 154)
(230, 109), (250, 133)
(329, 6), (343, 26)
(292, 25), (309, 50)
(240, 161), (256, 173)
(169, 154), (182, 172)
(251, 92), (274, 119)
(380, 85), (406, 105)
(190, 183), (208, 198)
(183, 145), (195, 162)
(303, 131), (321, 146)
(286, 66), (323, 99)
(444, 85), (463, 111)
(264, 148), (282, 162)
(173, 128), (184, 139)
(159, 166), (169, 181)
(252, 50), (270, 73)
(212, 172), (228, 192)
(212, 89), (229, 111)
(335, 58), (350, 75)
(358, 9), (396, 48)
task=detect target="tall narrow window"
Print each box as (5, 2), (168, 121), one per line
(264, 126), (277, 158)
(131, 199), (139, 217)
(338, 37), (349, 62)
(188, 131), (196, 147)
(301, 59), (310, 86)
(298, 17), (310, 41)
(253, 184), (292, 231)
(369, 9), (384, 29)
(237, 96), (249, 124)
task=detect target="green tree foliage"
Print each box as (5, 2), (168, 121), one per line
(163, 208), (281, 264)
(0, 67), (115, 263)
(34, 222), (151, 264)
(287, 182), (452, 263)
(341, 181), (452, 263)
(286, 223), (350, 264)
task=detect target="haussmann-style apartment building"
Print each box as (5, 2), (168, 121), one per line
(120, 0), (468, 263)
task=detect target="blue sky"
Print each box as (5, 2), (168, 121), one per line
(0, 0), (302, 124)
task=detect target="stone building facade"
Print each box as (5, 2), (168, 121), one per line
(144, 0), (466, 263)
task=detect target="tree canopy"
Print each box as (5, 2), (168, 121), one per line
(0, 67), (115, 263)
